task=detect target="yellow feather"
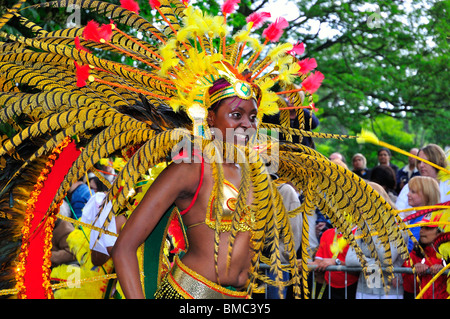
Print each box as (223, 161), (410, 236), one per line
(278, 62), (301, 85)
(210, 16), (227, 38)
(357, 129), (380, 145)
(233, 23), (252, 42)
(176, 25), (199, 42)
(267, 43), (294, 59)
(258, 91), (279, 118)
(158, 39), (180, 76)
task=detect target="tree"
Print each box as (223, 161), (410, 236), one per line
(223, 0), (449, 165)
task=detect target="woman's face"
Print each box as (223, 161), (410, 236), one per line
(378, 150), (390, 165)
(419, 226), (439, 245)
(407, 187), (425, 207)
(352, 156), (365, 170)
(417, 150), (438, 179)
(208, 97), (258, 145)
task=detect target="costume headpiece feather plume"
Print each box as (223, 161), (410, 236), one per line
(358, 129), (450, 175)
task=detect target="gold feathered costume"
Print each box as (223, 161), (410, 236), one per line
(0, 0), (414, 298)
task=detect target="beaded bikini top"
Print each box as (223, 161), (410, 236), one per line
(205, 179), (254, 232)
(176, 151), (253, 233)
(183, 178), (254, 233)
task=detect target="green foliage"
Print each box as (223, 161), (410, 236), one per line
(315, 113), (418, 169)
(219, 0), (448, 166)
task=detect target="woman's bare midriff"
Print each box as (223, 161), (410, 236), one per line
(180, 225), (253, 289)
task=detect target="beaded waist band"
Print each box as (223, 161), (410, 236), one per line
(155, 256), (249, 299)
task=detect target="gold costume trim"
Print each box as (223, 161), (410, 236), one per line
(205, 180), (254, 232)
(208, 81), (259, 107)
(155, 256), (249, 299)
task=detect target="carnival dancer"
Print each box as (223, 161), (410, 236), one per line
(113, 77), (259, 299)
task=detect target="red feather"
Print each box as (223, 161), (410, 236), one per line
(75, 62), (90, 87)
(83, 20), (113, 43)
(298, 58), (317, 75)
(222, 0), (240, 15)
(74, 36), (90, 53)
(301, 71), (324, 94)
(149, 0), (161, 9)
(120, 0), (140, 13)
(99, 23), (113, 42)
(262, 17), (289, 42)
(246, 11), (271, 29)
(83, 21), (101, 42)
(287, 41), (305, 56)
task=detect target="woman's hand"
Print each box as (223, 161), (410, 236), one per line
(429, 264), (443, 275)
(414, 262), (429, 275)
(310, 258), (337, 272)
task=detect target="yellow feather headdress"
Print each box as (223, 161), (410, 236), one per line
(72, 1), (320, 136)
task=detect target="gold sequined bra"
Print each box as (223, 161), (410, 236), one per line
(186, 180), (253, 232)
(206, 180), (254, 232)
(176, 151), (253, 233)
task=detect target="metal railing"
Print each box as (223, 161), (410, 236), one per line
(259, 264), (449, 299)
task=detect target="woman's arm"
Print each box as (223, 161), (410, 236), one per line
(111, 161), (200, 298)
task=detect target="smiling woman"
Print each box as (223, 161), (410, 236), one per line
(113, 76), (261, 299)
(209, 98), (258, 145)
(209, 99), (257, 146)
(396, 144), (450, 211)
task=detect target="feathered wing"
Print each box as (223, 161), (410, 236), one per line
(209, 142), (226, 282)
(275, 145), (410, 294)
(0, 1), (187, 296)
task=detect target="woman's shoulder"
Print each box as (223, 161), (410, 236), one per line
(163, 159), (203, 180)
(156, 156), (207, 196)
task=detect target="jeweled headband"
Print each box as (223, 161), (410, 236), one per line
(207, 77), (261, 112)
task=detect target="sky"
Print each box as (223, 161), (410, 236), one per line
(261, 0), (342, 40)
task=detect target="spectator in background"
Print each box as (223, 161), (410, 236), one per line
(309, 225), (359, 299)
(67, 178), (92, 219)
(370, 165), (398, 204)
(352, 153), (371, 180)
(87, 173), (109, 193)
(330, 157), (348, 170)
(377, 147), (399, 177)
(402, 213), (448, 299)
(396, 143), (450, 211)
(402, 176), (440, 252)
(329, 152), (346, 165)
(396, 148), (420, 194)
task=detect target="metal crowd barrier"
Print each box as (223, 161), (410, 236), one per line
(259, 264), (449, 299)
